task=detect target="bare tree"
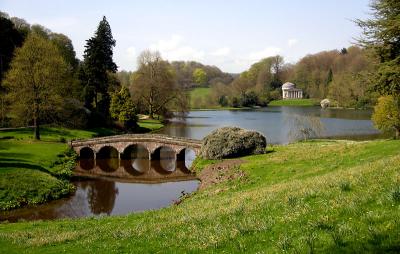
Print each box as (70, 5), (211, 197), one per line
(130, 50), (187, 118)
(285, 114), (325, 142)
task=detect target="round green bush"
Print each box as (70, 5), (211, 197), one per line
(200, 127), (267, 159)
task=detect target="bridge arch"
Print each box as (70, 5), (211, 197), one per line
(121, 144), (150, 175)
(79, 147), (95, 159)
(177, 148), (196, 170)
(97, 146), (119, 173)
(152, 146), (176, 172)
(79, 147), (95, 170)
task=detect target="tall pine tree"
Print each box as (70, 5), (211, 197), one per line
(356, 0), (400, 96)
(82, 16), (117, 117)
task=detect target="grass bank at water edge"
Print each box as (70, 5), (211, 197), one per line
(0, 127), (116, 211)
(268, 98), (320, 106)
(0, 139), (399, 253)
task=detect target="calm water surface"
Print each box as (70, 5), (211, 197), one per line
(1, 155), (198, 222)
(157, 106), (381, 143)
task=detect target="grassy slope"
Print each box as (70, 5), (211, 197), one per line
(137, 119), (164, 131)
(189, 87), (253, 110)
(268, 98), (319, 106)
(0, 127), (113, 210)
(190, 87), (211, 102)
(1, 139), (400, 253)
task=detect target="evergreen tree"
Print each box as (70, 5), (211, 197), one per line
(0, 16), (24, 126)
(0, 16), (24, 84)
(356, 0), (400, 96)
(82, 16), (117, 116)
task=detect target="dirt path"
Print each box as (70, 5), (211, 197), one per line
(197, 159), (246, 189)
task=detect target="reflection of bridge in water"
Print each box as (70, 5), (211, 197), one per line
(71, 134), (202, 180)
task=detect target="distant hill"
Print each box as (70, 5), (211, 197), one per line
(171, 61), (234, 89)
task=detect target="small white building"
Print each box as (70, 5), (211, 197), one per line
(282, 82), (303, 99)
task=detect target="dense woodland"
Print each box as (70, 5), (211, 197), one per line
(0, 0), (399, 138)
(197, 47), (376, 109)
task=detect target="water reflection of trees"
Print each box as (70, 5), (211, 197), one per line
(85, 179), (118, 215)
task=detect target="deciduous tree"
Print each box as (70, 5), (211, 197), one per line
(131, 50), (187, 118)
(110, 86), (137, 129)
(3, 34), (68, 140)
(193, 68), (207, 86)
(372, 95), (400, 139)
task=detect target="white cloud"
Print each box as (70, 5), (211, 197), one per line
(248, 47), (282, 61)
(287, 39), (298, 48)
(126, 46), (136, 57)
(149, 35), (204, 61)
(211, 47), (231, 56)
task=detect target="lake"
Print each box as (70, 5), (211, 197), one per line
(1, 155), (199, 222)
(157, 106), (381, 143)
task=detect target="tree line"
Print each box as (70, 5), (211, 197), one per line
(203, 46), (376, 109)
(0, 0), (399, 139)
(0, 12), (190, 139)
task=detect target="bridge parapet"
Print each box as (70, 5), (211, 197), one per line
(70, 134), (202, 157)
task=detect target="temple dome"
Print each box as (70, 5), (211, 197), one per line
(282, 82), (295, 90)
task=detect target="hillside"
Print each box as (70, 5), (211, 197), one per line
(1, 139), (399, 253)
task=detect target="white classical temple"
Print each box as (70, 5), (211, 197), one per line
(282, 82), (303, 99)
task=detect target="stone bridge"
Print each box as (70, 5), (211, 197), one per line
(70, 134), (202, 180)
(70, 134), (202, 161)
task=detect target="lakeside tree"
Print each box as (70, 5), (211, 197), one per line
(372, 95), (400, 139)
(3, 34), (68, 139)
(82, 16), (117, 116)
(356, 0), (400, 137)
(110, 86), (137, 130)
(131, 50), (187, 118)
(355, 0), (400, 96)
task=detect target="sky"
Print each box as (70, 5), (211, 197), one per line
(1, 0), (372, 73)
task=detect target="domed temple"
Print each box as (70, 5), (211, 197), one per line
(282, 82), (303, 99)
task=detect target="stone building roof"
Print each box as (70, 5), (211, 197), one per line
(282, 82), (295, 90)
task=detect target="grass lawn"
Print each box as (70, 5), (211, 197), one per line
(190, 87), (211, 104)
(268, 98), (320, 106)
(0, 127), (115, 210)
(189, 87), (256, 110)
(137, 119), (164, 131)
(1, 139), (399, 253)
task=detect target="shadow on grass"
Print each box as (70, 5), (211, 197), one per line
(0, 162), (51, 175)
(0, 157), (30, 163)
(0, 152), (33, 160)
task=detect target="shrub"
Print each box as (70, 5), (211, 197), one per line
(339, 181), (351, 192)
(200, 127), (267, 159)
(392, 186), (400, 203)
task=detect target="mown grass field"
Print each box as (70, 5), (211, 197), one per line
(190, 87), (212, 109)
(137, 119), (164, 131)
(189, 87), (252, 110)
(1, 139), (399, 253)
(268, 98), (320, 106)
